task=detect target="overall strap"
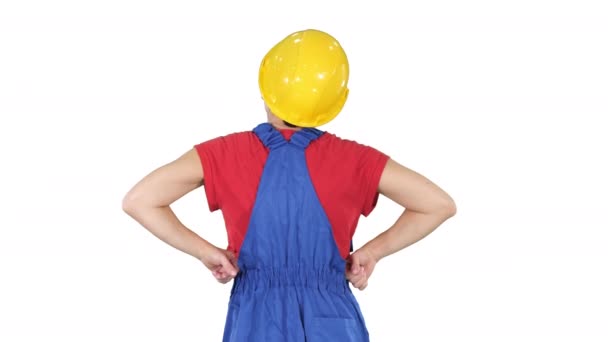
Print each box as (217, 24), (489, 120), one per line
(253, 123), (287, 150)
(290, 127), (324, 149)
(253, 123), (324, 150)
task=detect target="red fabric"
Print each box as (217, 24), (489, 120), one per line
(194, 128), (389, 259)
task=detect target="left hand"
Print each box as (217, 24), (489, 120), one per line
(199, 246), (239, 284)
(346, 247), (378, 291)
(211, 249), (239, 284)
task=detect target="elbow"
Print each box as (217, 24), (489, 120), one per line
(122, 191), (141, 216)
(122, 196), (135, 216)
(409, 197), (456, 220)
(424, 193), (456, 220)
(440, 197), (457, 219)
(446, 199), (457, 218)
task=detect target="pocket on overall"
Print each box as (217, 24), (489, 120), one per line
(307, 317), (365, 342)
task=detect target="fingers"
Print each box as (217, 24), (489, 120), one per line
(202, 248), (240, 284)
(220, 253), (239, 277)
(352, 277), (368, 290)
(348, 252), (362, 275)
(215, 275), (232, 284)
(212, 266), (235, 284)
(346, 266), (368, 290)
(346, 251), (368, 290)
(211, 252), (239, 284)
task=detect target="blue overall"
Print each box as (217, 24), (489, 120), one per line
(222, 123), (369, 342)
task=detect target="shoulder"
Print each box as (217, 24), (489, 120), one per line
(196, 130), (257, 147)
(317, 131), (388, 159)
(195, 130), (261, 154)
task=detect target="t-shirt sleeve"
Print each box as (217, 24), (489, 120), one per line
(194, 136), (228, 212)
(356, 143), (390, 217)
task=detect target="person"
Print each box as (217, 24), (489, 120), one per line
(122, 29), (456, 342)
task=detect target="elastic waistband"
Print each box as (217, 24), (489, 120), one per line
(231, 265), (350, 294)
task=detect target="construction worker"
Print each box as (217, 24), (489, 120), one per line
(123, 29), (456, 341)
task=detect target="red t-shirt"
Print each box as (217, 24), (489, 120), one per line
(195, 128), (389, 259)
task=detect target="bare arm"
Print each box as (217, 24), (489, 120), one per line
(122, 148), (213, 260)
(363, 159), (457, 261)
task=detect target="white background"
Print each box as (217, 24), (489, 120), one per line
(1, 0), (607, 341)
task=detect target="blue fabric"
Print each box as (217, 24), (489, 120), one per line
(222, 123), (370, 342)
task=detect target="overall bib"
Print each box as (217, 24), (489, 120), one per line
(222, 123), (369, 342)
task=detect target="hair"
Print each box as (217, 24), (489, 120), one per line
(283, 120), (299, 128)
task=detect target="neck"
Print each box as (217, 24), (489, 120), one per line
(269, 120), (301, 131)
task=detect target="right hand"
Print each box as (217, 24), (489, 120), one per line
(345, 246), (378, 291)
(199, 245), (240, 284)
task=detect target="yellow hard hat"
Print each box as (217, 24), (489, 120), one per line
(259, 29), (349, 127)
